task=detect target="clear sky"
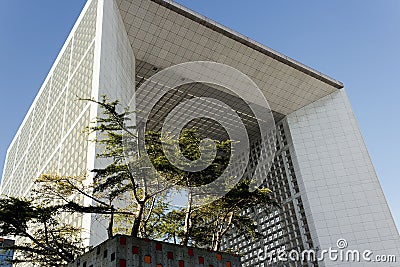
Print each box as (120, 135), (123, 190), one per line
(0, 0), (399, 231)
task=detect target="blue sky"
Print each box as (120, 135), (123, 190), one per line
(0, 0), (399, 231)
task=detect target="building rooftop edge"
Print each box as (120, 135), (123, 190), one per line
(154, 0), (344, 89)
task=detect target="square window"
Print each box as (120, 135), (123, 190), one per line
(188, 248), (194, 256)
(198, 256), (204, 264)
(144, 255), (151, 264)
(167, 252), (173, 260)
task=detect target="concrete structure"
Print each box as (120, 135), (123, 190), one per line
(0, 238), (14, 267)
(1, 0), (399, 266)
(67, 235), (241, 267)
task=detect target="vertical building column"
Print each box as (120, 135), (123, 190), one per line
(287, 89), (400, 266)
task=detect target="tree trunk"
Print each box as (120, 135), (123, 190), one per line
(131, 202), (144, 237)
(181, 191), (193, 246)
(213, 212), (233, 251)
(107, 207), (114, 238)
(213, 232), (222, 251)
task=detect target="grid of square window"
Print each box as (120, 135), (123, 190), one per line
(222, 120), (318, 267)
(1, 0), (98, 200)
(63, 44), (95, 135)
(71, 0), (98, 73)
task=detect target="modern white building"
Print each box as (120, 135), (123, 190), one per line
(1, 0), (399, 266)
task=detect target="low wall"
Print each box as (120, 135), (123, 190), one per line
(68, 235), (241, 267)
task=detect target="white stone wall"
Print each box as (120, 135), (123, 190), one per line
(287, 89), (400, 266)
(98, 0), (136, 107)
(86, 0), (136, 247)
